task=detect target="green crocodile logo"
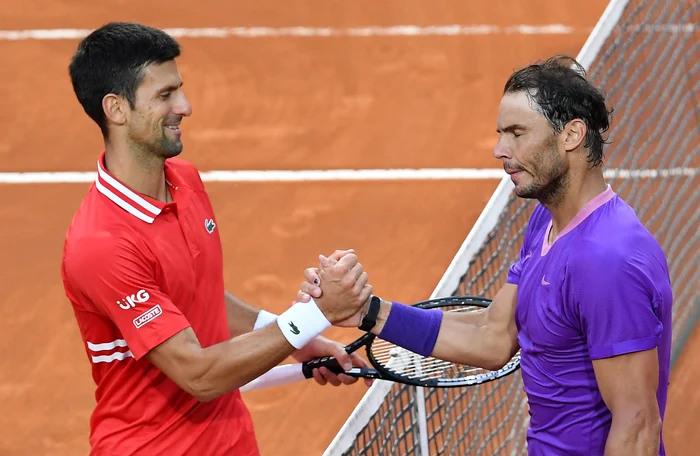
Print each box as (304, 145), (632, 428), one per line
(288, 321), (300, 335)
(205, 218), (216, 234)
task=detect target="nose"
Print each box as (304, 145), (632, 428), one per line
(174, 91), (193, 117)
(493, 137), (511, 160)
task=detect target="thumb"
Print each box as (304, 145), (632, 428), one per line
(329, 344), (352, 371)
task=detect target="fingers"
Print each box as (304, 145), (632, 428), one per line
(329, 253), (358, 274)
(358, 284), (373, 305)
(351, 271), (369, 295)
(296, 291), (311, 303)
(312, 367), (357, 387)
(303, 267), (321, 286)
(328, 249), (355, 261)
(308, 348), (371, 388)
(300, 282), (321, 298)
(311, 367), (327, 385)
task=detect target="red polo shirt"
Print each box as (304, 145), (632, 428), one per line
(61, 152), (259, 456)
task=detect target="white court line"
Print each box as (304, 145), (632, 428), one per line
(0, 167), (695, 184)
(0, 24), (586, 41)
(0, 23), (694, 41)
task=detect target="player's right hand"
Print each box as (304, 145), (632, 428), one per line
(296, 249), (355, 302)
(312, 253), (373, 324)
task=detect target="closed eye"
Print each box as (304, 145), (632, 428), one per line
(497, 124), (526, 138)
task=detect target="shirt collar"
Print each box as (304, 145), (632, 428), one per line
(94, 152), (167, 224)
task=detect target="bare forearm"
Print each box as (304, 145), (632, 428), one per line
(186, 325), (295, 401)
(604, 413), (662, 456)
(224, 290), (261, 336)
(371, 299), (516, 370)
(432, 311), (515, 370)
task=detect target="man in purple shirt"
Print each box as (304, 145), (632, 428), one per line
(298, 55), (672, 455)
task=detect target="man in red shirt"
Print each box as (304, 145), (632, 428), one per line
(61, 22), (373, 456)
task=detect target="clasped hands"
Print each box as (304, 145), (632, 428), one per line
(289, 249), (375, 388)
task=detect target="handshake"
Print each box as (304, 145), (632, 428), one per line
(294, 249), (374, 329)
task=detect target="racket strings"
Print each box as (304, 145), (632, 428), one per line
(369, 304), (519, 381)
(372, 341), (494, 380)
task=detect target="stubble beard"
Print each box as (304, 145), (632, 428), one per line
(516, 138), (569, 207)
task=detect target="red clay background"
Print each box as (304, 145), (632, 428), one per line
(0, 2), (697, 455)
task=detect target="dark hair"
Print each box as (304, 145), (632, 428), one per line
(68, 22), (181, 138)
(503, 55), (613, 167)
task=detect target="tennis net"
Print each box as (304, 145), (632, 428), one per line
(323, 0), (699, 454)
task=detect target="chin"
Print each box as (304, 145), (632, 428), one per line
(162, 148), (183, 159)
(159, 141), (184, 159)
(514, 186), (538, 200)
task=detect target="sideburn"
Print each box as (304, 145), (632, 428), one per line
(533, 136), (569, 207)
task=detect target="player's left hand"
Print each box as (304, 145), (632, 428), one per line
(291, 335), (373, 388)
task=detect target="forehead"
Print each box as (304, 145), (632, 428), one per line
(137, 60), (183, 92)
(496, 91), (545, 128)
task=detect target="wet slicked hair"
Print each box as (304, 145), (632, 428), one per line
(503, 55), (613, 167)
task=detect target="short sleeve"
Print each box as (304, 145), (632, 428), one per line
(63, 232), (191, 359)
(570, 249), (663, 360)
(506, 244), (526, 285)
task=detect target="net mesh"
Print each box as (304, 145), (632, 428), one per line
(329, 0), (699, 454)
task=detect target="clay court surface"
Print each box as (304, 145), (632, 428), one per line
(0, 1), (697, 455)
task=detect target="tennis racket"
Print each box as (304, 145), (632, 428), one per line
(240, 296), (521, 392)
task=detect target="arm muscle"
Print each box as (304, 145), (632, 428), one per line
(146, 323), (295, 402)
(594, 349), (662, 456)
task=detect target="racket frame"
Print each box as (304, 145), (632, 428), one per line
(302, 295), (522, 388)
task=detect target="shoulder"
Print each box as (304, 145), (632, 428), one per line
(62, 228), (151, 280)
(565, 236), (663, 298)
(576, 195), (668, 269)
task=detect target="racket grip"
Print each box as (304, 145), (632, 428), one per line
(301, 356), (346, 378)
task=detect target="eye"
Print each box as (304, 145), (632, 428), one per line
(513, 132), (522, 138)
(160, 91), (172, 99)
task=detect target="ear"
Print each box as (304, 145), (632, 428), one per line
(562, 118), (587, 152)
(102, 93), (128, 127)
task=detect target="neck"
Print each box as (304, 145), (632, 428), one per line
(543, 167), (607, 240)
(104, 139), (170, 202)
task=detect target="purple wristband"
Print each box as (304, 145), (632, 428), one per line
(377, 302), (443, 357)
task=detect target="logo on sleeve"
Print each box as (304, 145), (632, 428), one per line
(205, 218), (216, 234)
(118, 289), (150, 310)
(133, 304), (163, 328)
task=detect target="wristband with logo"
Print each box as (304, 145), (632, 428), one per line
(277, 299), (332, 349)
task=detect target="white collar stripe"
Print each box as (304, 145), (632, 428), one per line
(96, 160), (162, 216)
(96, 179), (155, 224)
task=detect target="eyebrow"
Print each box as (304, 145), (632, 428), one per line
(156, 82), (184, 93)
(496, 124), (527, 134)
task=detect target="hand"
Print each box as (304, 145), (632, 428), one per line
(291, 336), (373, 387)
(313, 253), (373, 325)
(296, 249), (355, 303)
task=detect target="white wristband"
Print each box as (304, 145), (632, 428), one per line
(254, 310), (278, 330)
(276, 299), (331, 349)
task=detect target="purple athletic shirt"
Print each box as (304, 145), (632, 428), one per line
(506, 185), (673, 455)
